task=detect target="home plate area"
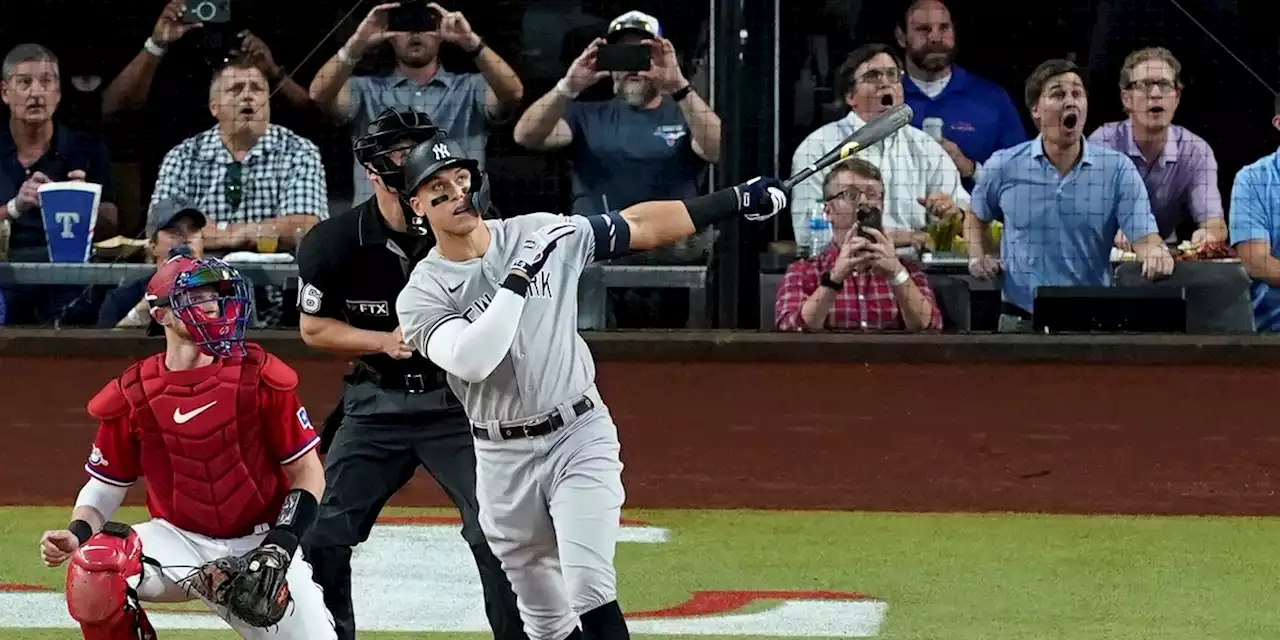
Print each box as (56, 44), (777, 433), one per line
(0, 519), (886, 637)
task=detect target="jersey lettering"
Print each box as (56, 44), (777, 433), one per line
(346, 300), (389, 316)
(299, 281), (324, 314)
(464, 291), (494, 322)
(528, 271), (554, 299)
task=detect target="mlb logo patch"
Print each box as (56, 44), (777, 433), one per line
(297, 406), (314, 430)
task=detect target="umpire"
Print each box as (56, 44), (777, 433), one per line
(296, 107), (525, 640)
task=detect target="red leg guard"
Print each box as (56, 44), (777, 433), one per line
(65, 523), (158, 640)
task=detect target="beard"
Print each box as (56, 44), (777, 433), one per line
(617, 76), (657, 107)
(908, 45), (955, 74)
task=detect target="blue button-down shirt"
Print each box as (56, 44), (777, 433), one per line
(1227, 147), (1280, 332)
(345, 69), (492, 207)
(972, 137), (1158, 313)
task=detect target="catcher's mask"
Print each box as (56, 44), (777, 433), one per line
(146, 256), (252, 358)
(353, 107), (441, 191)
(401, 137), (491, 230)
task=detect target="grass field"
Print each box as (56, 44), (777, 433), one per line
(2, 506), (1279, 639)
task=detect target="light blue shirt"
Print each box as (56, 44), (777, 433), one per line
(1227, 147), (1280, 332)
(972, 136), (1158, 313)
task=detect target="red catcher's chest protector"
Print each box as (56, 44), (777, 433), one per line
(118, 346), (285, 538)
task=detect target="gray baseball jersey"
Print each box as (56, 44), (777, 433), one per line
(396, 213), (604, 422)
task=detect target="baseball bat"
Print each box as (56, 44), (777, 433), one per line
(782, 103), (915, 190)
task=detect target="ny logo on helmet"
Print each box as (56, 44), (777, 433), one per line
(433, 143), (451, 160)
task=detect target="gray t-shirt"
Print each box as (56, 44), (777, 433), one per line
(396, 213), (601, 422)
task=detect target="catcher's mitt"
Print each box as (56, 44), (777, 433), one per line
(185, 544), (293, 628)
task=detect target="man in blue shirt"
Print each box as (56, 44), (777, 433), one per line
(895, 0), (1025, 190)
(964, 58), (1173, 332)
(1227, 93), (1280, 332)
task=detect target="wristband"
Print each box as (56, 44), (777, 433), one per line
(337, 46), (358, 67)
(554, 77), (581, 100)
(143, 37), (166, 58)
(6, 199), (19, 220)
(502, 272), (530, 297)
(671, 84), (693, 102)
(681, 187), (740, 231)
(263, 488), (318, 557)
(69, 519), (93, 546)
(820, 270), (843, 291)
(466, 38), (486, 58)
(889, 269), (910, 286)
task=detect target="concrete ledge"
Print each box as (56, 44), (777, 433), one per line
(3, 328), (1279, 365)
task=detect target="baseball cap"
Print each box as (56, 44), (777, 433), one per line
(144, 255), (201, 337)
(606, 10), (661, 42)
(146, 196), (207, 239)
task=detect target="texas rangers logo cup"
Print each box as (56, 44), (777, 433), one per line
(37, 181), (101, 263)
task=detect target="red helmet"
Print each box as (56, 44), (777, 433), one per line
(145, 256), (252, 358)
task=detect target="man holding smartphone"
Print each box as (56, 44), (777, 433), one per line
(309, 1), (525, 208)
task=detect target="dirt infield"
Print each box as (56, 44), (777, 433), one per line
(2, 355), (1277, 516)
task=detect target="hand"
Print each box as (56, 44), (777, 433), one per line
(563, 39), (610, 95)
(383, 327), (413, 360)
(917, 192), (962, 224)
(734, 176), (789, 221)
(427, 3), (482, 51)
(1190, 227), (1225, 247)
(938, 138), (975, 178)
(639, 38), (686, 94)
(1141, 246), (1175, 281)
(345, 3), (402, 58)
(238, 31), (281, 80)
(511, 223), (575, 281)
(1114, 229), (1132, 252)
(15, 171), (51, 212)
(829, 227), (862, 282)
(67, 169), (86, 181)
(152, 0), (201, 47)
(968, 255), (1002, 280)
(849, 227), (904, 277)
(40, 529), (80, 568)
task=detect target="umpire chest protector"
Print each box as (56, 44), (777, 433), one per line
(88, 344), (291, 539)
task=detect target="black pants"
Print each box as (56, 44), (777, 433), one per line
(302, 381), (526, 640)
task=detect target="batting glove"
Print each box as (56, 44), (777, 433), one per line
(735, 177), (789, 221)
(510, 222), (575, 282)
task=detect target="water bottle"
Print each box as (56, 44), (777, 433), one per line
(806, 200), (831, 257)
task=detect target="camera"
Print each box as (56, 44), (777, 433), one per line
(388, 1), (440, 33)
(595, 44), (651, 72)
(185, 0), (231, 24)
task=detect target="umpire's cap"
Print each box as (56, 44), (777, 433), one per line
(402, 138), (491, 216)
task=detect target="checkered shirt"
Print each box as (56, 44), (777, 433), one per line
(149, 124), (329, 225)
(774, 243), (942, 331)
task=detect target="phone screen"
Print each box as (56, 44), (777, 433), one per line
(595, 44), (651, 72)
(388, 1), (439, 33)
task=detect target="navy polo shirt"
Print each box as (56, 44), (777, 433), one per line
(563, 96), (707, 215)
(903, 65), (1027, 188)
(0, 125), (116, 262)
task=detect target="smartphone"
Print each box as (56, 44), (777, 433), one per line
(185, 0), (231, 24)
(388, 1), (440, 33)
(595, 44), (651, 72)
(856, 206), (883, 243)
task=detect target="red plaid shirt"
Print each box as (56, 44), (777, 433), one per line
(774, 244), (942, 331)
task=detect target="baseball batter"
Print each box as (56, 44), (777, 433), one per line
(394, 137), (788, 640)
(37, 255), (335, 640)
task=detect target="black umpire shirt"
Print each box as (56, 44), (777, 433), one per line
(295, 197), (456, 410)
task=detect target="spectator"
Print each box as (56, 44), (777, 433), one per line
(791, 43), (968, 252)
(310, 2), (524, 207)
(775, 157), (941, 332)
(101, 0), (313, 120)
(0, 43), (118, 326)
(96, 196), (207, 329)
(1089, 47), (1226, 247)
(513, 10), (721, 216)
(895, 0), (1025, 189)
(151, 57), (328, 326)
(1227, 93), (1280, 333)
(965, 58), (1173, 333)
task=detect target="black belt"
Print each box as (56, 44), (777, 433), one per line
(472, 397), (595, 441)
(348, 361), (446, 395)
(1000, 301), (1033, 320)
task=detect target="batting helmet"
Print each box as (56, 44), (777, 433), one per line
(353, 107), (441, 193)
(402, 137), (492, 219)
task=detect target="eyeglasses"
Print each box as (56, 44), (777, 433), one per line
(225, 161), (243, 212)
(1125, 78), (1178, 93)
(858, 67), (902, 86)
(824, 186), (882, 204)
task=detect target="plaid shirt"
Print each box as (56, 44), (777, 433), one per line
(150, 124), (329, 226)
(774, 244), (942, 331)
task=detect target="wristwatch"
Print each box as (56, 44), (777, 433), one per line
(820, 270), (843, 291)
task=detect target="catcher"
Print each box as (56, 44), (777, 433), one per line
(37, 255), (336, 639)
